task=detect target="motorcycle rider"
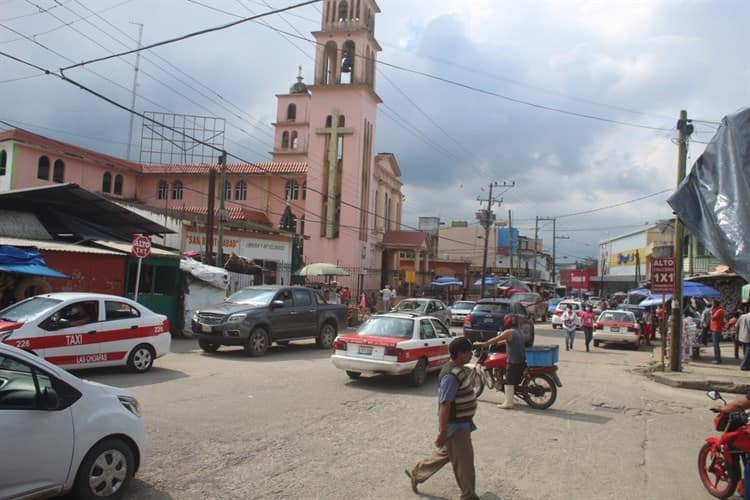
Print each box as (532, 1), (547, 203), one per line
(712, 390), (750, 499)
(475, 314), (526, 410)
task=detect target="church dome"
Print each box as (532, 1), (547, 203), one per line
(290, 75), (308, 95)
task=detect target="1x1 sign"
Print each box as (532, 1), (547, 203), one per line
(651, 257), (675, 294)
(132, 234), (151, 259)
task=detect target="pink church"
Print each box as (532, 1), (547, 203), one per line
(0, 0), (416, 292)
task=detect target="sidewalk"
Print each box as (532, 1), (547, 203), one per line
(648, 339), (750, 394)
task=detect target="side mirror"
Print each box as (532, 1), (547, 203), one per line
(706, 390), (720, 400)
(271, 300), (285, 308)
(40, 387), (59, 410)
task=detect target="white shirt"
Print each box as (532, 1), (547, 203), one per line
(561, 310), (578, 331)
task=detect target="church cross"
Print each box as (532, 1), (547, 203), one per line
(316, 112), (354, 238)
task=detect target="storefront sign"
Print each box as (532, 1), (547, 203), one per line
(184, 231), (290, 262)
(651, 257), (675, 294)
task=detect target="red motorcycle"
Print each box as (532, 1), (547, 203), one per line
(467, 346), (562, 410)
(699, 390), (750, 498)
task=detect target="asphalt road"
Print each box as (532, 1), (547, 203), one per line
(75, 324), (721, 500)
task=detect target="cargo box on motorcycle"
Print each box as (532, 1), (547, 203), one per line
(525, 345), (559, 366)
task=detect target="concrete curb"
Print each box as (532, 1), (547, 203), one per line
(648, 371), (750, 394)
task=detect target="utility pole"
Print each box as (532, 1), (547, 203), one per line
(126, 22), (143, 161)
(533, 216), (539, 281)
(477, 181), (514, 298)
(508, 209), (514, 276)
(216, 150), (228, 268)
(205, 169), (216, 265)
(670, 110), (693, 371)
(538, 216), (565, 285)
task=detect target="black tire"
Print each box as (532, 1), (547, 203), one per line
(316, 322), (337, 349)
(407, 358), (427, 387)
(697, 442), (739, 498)
(72, 437), (135, 500)
(346, 370), (361, 379)
(470, 369), (485, 397)
(127, 344), (154, 373)
(198, 339), (219, 353)
(244, 327), (269, 357)
(523, 373), (557, 410)
(552, 324), (558, 329)
(593, 340), (600, 347)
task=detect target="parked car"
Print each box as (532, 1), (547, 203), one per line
(331, 313), (453, 386)
(547, 297), (563, 316)
(0, 292), (171, 373)
(463, 298), (534, 346)
(550, 300), (583, 329)
(449, 300), (476, 326)
(391, 298), (451, 324)
(192, 286), (348, 356)
(593, 309), (642, 349)
(0, 342), (145, 499)
(510, 292), (549, 322)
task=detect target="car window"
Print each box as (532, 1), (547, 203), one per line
(105, 300), (141, 321)
(396, 301), (425, 313)
(420, 320), (436, 339)
(227, 288), (276, 306)
(432, 319), (451, 338)
(453, 301), (474, 310)
(274, 290), (293, 307)
(475, 303), (510, 313)
(0, 353), (37, 410)
(314, 291), (326, 305)
(292, 289), (312, 307)
(0, 297), (62, 323)
(358, 317), (413, 338)
(54, 300), (100, 327)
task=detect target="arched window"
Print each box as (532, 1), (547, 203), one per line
(171, 180), (183, 200)
(338, 115), (346, 127)
(281, 131), (290, 149)
(300, 215), (306, 236)
(325, 115), (333, 127)
(114, 174), (123, 195)
(102, 172), (112, 193)
(37, 156), (50, 180)
(235, 180), (247, 201)
(285, 180), (299, 201)
(291, 131), (299, 149)
(341, 40), (355, 83)
(338, 0), (348, 20)
(0, 149), (7, 176)
(52, 159), (65, 183)
(287, 103), (297, 121)
(157, 180), (169, 200)
(223, 181), (232, 201)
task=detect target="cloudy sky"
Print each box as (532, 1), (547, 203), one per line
(1, 0), (748, 262)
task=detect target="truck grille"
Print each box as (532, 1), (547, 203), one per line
(197, 312), (226, 325)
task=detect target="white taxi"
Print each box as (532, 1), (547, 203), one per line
(331, 313), (453, 386)
(0, 292), (171, 373)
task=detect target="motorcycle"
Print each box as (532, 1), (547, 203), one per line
(467, 346), (562, 410)
(699, 390), (750, 498)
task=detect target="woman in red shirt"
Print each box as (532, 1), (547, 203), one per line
(580, 304), (596, 352)
(710, 299), (725, 364)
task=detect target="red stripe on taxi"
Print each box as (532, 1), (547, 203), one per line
(3, 324), (166, 351)
(46, 351), (127, 366)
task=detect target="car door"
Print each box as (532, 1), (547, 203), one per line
(268, 290), (295, 338)
(430, 319), (452, 367)
(419, 319), (447, 368)
(38, 299), (102, 368)
(99, 299), (151, 365)
(291, 289), (316, 337)
(0, 353), (74, 499)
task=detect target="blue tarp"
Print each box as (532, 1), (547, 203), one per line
(0, 245), (69, 279)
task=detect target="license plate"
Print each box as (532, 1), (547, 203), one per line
(610, 326), (620, 333)
(201, 324), (212, 333)
(484, 317), (494, 323)
(358, 345), (373, 355)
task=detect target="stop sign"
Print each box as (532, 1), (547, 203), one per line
(132, 234), (151, 259)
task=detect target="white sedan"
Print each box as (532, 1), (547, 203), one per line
(593, 310), (642, 349)
(331, 313), (453, 386)
(0, 342), (145, 499)
(0, 292), (171, 373)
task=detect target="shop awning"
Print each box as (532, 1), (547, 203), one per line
(0, 263), (68, 278)
(0, 245), (69, 279)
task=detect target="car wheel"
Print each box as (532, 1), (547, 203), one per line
(244, 328), (269, 357)
(198, 339), (219, 353)
(127, 344), (154, 373)
(73, 438), (135, 500)
(346, 370), (361, 379)
(552, 324), (558, 329)
(407, 358), (428, 387)
(316, 323), (337, 349)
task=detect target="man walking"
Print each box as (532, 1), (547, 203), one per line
(405, 337), (479, 500)
(380, 284), (393, 313)
(710, 299), (725, 364)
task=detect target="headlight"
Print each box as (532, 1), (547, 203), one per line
(228, 313), (247, 322)
(118, 395), (141, 417)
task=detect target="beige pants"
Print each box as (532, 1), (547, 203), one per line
(411, 428), (478, 500)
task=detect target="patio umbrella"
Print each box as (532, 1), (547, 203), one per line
(432, 277), (463, 287)
(297, 262), (350, 276)
(496, 278), (530, 292)
(683, 281), (720, 298)
(639, 295), (670, 308)
(474, 276), (500, 286)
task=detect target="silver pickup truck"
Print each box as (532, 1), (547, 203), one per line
(191, 285), (348, 357)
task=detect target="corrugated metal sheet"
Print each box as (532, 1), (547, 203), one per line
(0, 210), (52, 240)
(0, 237), (121, 255)
(91, 240), (179, 258)
(141, 162), (307, 175)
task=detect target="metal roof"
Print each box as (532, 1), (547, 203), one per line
(0, 184), (173, 240)
(0, 237), (121, 255)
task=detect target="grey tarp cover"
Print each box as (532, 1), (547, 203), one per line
(667, 107), (750, 281)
